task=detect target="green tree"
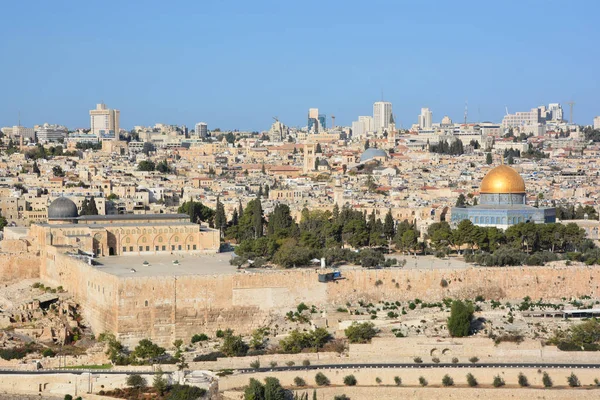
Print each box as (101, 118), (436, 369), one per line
(267, 204), (297, 238)
(0, 210), (8, 231)
(133, 339), (165, 362)
(52, 165), (65, 177)
(137, 160), (156, 171)
(153, 367), (168, 395)
(156, 160), (170, 173)
(244, 378), (265, 400)
(447, 300), (474, 337)
(178, 201), (215, 225)
(214, 196), (226, 235)
(142, 142), (155, 156)
(32, 161), (40, 175)
(383, 210), (395, 240)
(126, 374), (147, 389)
(344, 322), (378, 343)
(81, 196), (98, 216)
(264, 377), (285, 400)
(220, 330), (249, 357)
(486, 152), (493, 164)
(455, 193), (467, 207)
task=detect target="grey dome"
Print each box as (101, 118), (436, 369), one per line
(48, 197), (78, 219)
(360, 148), (387, 163)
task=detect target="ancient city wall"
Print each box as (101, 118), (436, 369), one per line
(32, 251), (600, 347)
(328, 265), (600, 303)
(0, 252), (40, 283)
(41, 249), (120, 336)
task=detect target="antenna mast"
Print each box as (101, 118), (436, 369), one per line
(464, 101), (468, 125)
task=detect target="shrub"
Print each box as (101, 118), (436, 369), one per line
(334, 396), (350, 400)
(344, 322), (378, 344)
(466, 373), (478, 387)
(343, 375), (357, 386)
(250, 360), (260, 369)
(594, 378), (600, 386)
(447, 300), (474, 337)
(567, 372), (580, 387)
(191, 333), (209, 343)
(452, 357), (459, 364)
(440, 279), (449, 288)
(432, 357), (440, 364)
(168, 384), (207, 399)
(375, 377), (381, 384)
(126, 374), (147, 389)
(42, 348), (56, 358)
(280, 328), (331, 353)
(302, 359), (311, 366)
(394, 376), (402, 386)
(269, 361), (277, 368)
(315, 372), (330, 386)
(469, 356), (479, 363)
(216, 329), (225, 338)
(414, 357), (423, 363)
(64, 396), (73, 400)
(193, 351), (224, 362)
(286, 361), (295, 366)
(518, 372), (529, 387)
(492, 375), (505, 387)
(442, 374), (454, 387)
(542, 372), (553, 387)
(220, 330), (249, 357)
(419, 376), (428, 386)
(294, 376), (306, 387)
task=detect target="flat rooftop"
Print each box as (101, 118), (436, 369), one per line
(92, 253), (238, 277)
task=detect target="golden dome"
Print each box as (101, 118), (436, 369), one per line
(480, 165), (525, 194)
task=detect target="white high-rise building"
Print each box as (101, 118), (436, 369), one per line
(35, 123), (68, 143)
(373, 102), (392, 133)
(195, 122), (208, 138)
(90, 103), (120, 138)
(351, 116), (374, 138)
(594, 116), (600, 130)
(418, 107), (433, 130)
(548, 103), (563, 122)
(9, 125), (35, 140)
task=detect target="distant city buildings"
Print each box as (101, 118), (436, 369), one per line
(195, 122), (208, 138)
(0, 125), (35, 141)
(90, 103), (120, 139)
(594, 116), (600, 130)
(351, 116), (373, 138)
(373, 101), (392, 134)
(418, 107), (433, 130)
(35, 123), (68, 143)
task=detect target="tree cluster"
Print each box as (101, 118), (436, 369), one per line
(80, 197), (99, 216)
(178, 200), (215, 227)
(230, 200), (415, 268)
(556, 204), (598, 220)
(447, 300), (474, 337)
(244, 377), (287, 400)
(429, 139), (464, 155)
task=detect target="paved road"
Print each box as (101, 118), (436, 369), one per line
(238, 362), (600, 374)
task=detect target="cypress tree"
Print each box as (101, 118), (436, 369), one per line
(253, 198), (264, 239)
(384, 210), (395, 239)
(87, 196), (99, 215)
(32, 161), (40, 176)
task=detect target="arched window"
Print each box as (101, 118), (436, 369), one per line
(125, 237), (131, 244)
(142, 237), (147, 243)
(174, 236), (179, 243)
(474, 216), (479, 223)
(158, 237), (163, 243)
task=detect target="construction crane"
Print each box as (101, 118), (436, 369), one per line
(567, 101), (575, 124)
(272, 116), (279, 123)
(331, 115), (335, 128)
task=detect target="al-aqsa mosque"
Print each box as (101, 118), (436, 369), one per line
(451, 164), (555, 229)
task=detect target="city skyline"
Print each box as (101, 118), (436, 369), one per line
(1, 1), (599, 130)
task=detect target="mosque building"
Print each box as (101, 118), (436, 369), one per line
(25, 197), (220, 257)
(451, 164), (555, 229)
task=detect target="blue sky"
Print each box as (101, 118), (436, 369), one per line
(1, 0), (598, 131)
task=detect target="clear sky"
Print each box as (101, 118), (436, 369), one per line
(1, 0), (598, 131)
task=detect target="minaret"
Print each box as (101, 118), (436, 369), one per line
(303, 142), (317, 174)
(333, 177), (344, 206)
(387, 113), (396, 149)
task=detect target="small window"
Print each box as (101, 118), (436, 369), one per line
(171, 245), (175, 251)
(144, 300), (149, 307)
(130, 246), (133, 252)
(122, 247), (126, 252)
(193, 245), (197, 250)
(178, 245), (182, 250)
(139, 246), (143, 251)
(162, 245), (166, 251)
(155, 246), (159, 251)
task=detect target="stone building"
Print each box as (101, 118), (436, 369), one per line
(28, 197), (220, 257)
(451, 165), (555, 229)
